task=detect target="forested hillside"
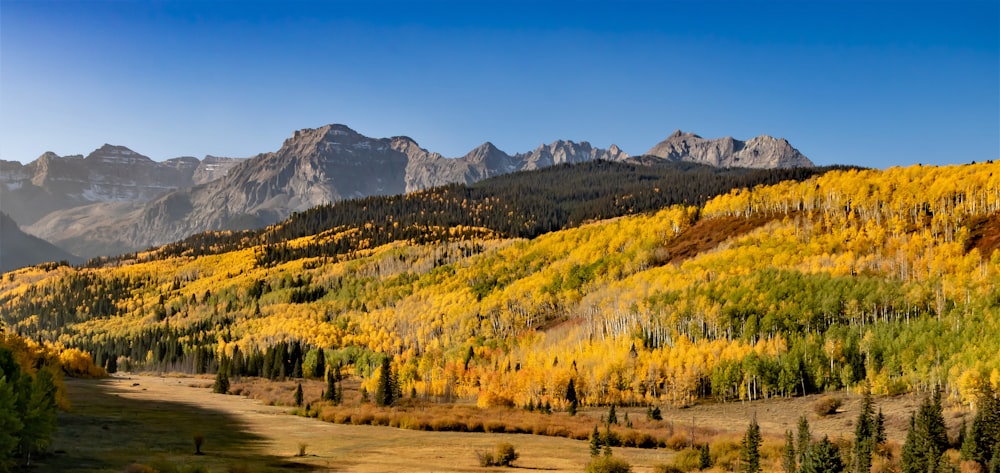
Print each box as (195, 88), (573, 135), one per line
(93, 160), (834, 266)
(1, 162), (998, 412)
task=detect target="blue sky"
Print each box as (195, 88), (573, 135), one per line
(1, 0), (997, 168)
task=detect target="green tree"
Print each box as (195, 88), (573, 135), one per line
(589, 425), (602, 457)
(740, 416), (762, 473)
(324, 365), (339, 403)
(700, 443), (713, 470)
(854, 391), (877, 473)
(803, 436), (845, 473)
(0, 375), (24, 473)
(902, 392), (949, 473)
(567, 378), (578, 416)
(312, 348), (326, 379)
(608, 404), (618, 425)
(212, 369), (229, 394)
(375, 355), (397, 407)
(294, 382), (303, 407)
(875, 408), (886, 446)
(989, 443), (1000, 473)
(963, 383), (1000, 470)
(19, 368), (57, 465)
(783, 430), (798, 473)
(798, 416), (813, 469)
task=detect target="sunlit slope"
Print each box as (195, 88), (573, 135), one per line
(1, 162), (998, 407)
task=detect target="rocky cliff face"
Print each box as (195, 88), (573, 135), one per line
(0, 147), (244, 226)
(13, 124), (811, 259)
(516, 140), (630, 171)
(402, 138), (629, 191)
(645, 131), (813, 169)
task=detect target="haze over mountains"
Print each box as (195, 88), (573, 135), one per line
(0, 124), (813, 261)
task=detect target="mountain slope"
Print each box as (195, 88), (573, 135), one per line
(0, 212), (82, 272)
(14, 124), (812, 259)
(1, 162), (996, 410)
(26, 125), (635, 258)
(131, 160), (835, 266)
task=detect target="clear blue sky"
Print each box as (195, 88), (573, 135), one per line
(1, 0), (997, 167)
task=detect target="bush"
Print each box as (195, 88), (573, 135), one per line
(586, 456), (632, 473)
(619, 430), (657, 449)
(654, 465), (685, 473)
(813, 396), (843, 416)
(478, 442), (519, 467)
(710, 438), (741, 471)
(673, 447), (702, 471)
(495, 442), (519, 466)
(666, 432), (690, 450)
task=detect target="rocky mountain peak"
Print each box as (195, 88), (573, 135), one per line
(464, 142), (512, 171)
(85, 144), (152, 164)
(646, 131), (812, 169)
(10, 123), (815, 259)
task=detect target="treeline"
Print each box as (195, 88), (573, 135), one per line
(90, 160), (841, 267)
(252, 161), (839, 266)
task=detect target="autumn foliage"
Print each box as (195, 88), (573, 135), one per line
(1, 162), (999, 413)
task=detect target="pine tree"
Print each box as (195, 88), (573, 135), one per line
(19, 368), (57, 464)
(902, 414), (921, 473)
(964, 383), (1000, 470)
(213, 369), (229, 394)
(290, 341), (303, 379)
(700, 443), (713, 470)
(294, 382), (303, 407)
(589, 425), (602, 457)
(566, 379), (578, 416)
(902, 392), (949, 473)
(375, 355), (396, 407)
(312, 348), (326, 379)
(231, 346), (244, 377)
(0, 375), (24, 472)
(608, 404), (618, 425)
(783, 430), (798, 473)
(803, 436), (845, 473)
(324, 367), (337, 402)
(798, 416), (813, 469)
(875, 408), (886, 447)
(740, 416), (762, 473)
(854, 391), (877, 473)
(989, 443), (1000, 473)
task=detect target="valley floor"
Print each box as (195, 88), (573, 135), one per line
(46, 375), (673, 472)
(43, 374), (966, 473)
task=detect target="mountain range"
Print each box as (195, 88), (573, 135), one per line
(0, 124), (812, 262)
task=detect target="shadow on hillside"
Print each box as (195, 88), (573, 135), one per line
(42, 377), (322, 473)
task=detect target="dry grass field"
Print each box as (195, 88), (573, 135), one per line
(40, 374), (972, 473)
